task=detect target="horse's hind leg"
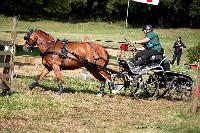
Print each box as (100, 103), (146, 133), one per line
(28, 67), (51, 90)
(87, 67), (111, 96)
(52, 64), (64, 95)
(98, 70), (116, 94)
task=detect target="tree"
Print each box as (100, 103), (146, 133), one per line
(43, 0), (71, 18)
(0, 0), (43, 16)
(189, 0), (200, 27)
(106, 0), (128, 21)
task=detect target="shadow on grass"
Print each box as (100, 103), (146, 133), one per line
(0, 89), (20, 97)
(16, 74), (98, 95)
(38, 84), (97, 95)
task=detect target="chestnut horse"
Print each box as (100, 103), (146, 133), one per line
(23, 29), (114, 95)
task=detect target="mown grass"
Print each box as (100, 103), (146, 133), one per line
(1, 15), (200, 64)
(0, 15), (200, 132)
(1, 76), (200, 132)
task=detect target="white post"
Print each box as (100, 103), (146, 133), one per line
(124, 0), (130, 38)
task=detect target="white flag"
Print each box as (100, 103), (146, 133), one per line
(132, 0), (159, 5)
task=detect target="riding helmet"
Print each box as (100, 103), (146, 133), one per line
(142, 25), (153, 31)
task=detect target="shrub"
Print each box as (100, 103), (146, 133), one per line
(186, 43), (200, 64)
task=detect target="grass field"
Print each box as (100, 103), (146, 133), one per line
(0, 15), (200, 63)
(0, 15), (200, 132)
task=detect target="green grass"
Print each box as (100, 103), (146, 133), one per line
(0, 15), (200, 132)
(1, 76), (200, 132)
(1, 15), (200, 65)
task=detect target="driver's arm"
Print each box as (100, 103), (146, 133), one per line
(130, 37), (150, 45)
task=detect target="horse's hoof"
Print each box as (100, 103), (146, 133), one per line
(111, 90), (120, 94)
(28, 81), (38, 90)
(96, 93), (104, 97)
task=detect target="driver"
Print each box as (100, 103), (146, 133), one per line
(127, 25), (165, 69)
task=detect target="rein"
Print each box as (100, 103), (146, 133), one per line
(40, 44), (53, 57)
(64, 46), (118, 74)
(88, 42), (107, 65)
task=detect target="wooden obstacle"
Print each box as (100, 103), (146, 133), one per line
(0, 51), (13, 94)
(0, 16), (18, 95)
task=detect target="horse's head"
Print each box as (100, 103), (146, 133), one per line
(23, 29), (54, 53)
(23, 29), (37, 52)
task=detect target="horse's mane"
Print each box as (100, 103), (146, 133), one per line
(34, 29), (51, 37)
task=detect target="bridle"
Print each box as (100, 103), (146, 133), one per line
(23, 29), (38, 52)
(24, 29), (36, 44)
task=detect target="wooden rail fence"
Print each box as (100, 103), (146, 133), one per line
(0, 51), (13, 93)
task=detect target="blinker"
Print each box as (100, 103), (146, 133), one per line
(24, 35), (29, 40)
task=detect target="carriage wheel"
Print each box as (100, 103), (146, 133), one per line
(129, 85), (139, 99)
(129, 75), (143, 99)
(180, 85), (192, 101)
(144, 75), (157, 97)
(111, 73), (127, 94)
(144, 73), (159, 99)
(167, 78), (192, 101)
(145, 72), (168, 100)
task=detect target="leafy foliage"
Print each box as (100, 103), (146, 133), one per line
(43, 0), (71, 17)
(189, 0), (200, 26)
(0, 0), (200, 27)
(186, 43), (200, 64)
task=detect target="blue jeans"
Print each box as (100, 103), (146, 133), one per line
(171, 52), (182, 65)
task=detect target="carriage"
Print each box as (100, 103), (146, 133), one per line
(22, 29), (193, 101)
(110, 53), (193, 101)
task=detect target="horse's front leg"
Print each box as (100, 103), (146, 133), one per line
(28, 67), (50, 90)
(52, 64), (64, 95)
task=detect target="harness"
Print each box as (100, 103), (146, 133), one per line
(39, 40), (108, 69)
(87, 42), (107, 66)
(58, 39), (68, 59)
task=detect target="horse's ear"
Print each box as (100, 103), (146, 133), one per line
(28, 27), (33, 32)
(30, 29), (33, 32)
(56, 39), (60, 42)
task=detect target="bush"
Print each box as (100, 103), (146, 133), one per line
(186, 43), (200, 64)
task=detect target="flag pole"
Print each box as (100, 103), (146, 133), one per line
(124, 0), (130, 39)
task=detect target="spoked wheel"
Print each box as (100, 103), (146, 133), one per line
(130, 74), (157, 99)
(144, 74), (157, 98)
(129, 85), (138, 99)
(167, 77), (192, 101)
(111, 72), (129, 94)
(144, 71), (168, 100)
(129, 75), (145, 99)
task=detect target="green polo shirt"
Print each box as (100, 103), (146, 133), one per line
(145, 31), (162, 52)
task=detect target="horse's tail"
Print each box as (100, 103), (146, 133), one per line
(90, 42), (109, 67)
